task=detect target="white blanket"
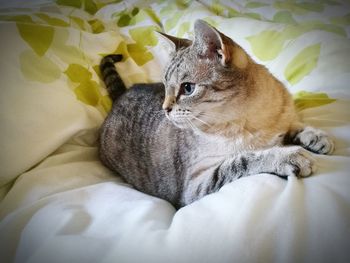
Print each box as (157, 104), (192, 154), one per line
(1, 1), (350, 262)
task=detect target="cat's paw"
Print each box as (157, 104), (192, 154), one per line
(273, 146), (316, 178)
(292, 126), (334, 155)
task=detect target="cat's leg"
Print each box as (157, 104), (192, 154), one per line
(286, 124), (334, 155)
(181, 146), (315, 206)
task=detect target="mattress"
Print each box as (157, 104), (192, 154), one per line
(0, 0), (350, 262)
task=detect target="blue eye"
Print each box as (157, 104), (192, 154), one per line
(181, 82), (196, 96)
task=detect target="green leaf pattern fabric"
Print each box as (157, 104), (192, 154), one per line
(285, 44), (321, 85)
(2, 0), (349, 116)
(293, 91), (336, 111)
(1, 1), (350, 233)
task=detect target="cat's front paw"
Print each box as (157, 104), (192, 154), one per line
(292, 126), (334, 155)
(274, 146), (316, 178)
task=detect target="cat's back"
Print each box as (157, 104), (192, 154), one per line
(112, 82), (165, 115)
(99, 83), (166, 171)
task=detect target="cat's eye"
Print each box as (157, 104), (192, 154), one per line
(180, 82), (196, 96)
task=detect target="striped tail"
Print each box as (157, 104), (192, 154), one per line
(100, 54), (126, 101)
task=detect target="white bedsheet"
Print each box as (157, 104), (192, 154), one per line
(1, 1), (350, 262)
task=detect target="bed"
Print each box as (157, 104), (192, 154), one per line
(0, 0), (350, 262)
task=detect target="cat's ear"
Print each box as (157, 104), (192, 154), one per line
(156, 31), (192, 51)
(193, 20), (248, 68)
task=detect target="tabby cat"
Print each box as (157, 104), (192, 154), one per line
(99, 20), (334, 208)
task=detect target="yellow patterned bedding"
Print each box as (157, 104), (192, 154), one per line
(1, 1), (350, 262)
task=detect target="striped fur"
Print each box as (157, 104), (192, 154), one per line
(100, 54), (126, 101)
(99, 20), (334, 208)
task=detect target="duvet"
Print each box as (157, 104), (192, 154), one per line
(0, 0), (350, 263)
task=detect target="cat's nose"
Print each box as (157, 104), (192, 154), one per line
(162, 95), (175, 113)
(163, 106), (172, 113)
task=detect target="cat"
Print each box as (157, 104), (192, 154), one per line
(99, 20), (334, 209)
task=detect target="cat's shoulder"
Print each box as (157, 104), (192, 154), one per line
(128, 82), (165, 97)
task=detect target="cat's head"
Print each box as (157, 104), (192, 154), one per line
(159, 20), (254, 133)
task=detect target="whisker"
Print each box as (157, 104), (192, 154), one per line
(185, 119), (196, 131)
(199, 111), (233, 119)
(187, 119), (201, 133)
(195, 111), (249, 133)
(196, 113), (231, 123)
(192, 110), (225, 119)
(191, 114), (212, 127)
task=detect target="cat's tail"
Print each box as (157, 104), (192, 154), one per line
(100, 54), (127, 101)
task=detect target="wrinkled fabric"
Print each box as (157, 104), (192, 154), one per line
(1, 1), (350, 263)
